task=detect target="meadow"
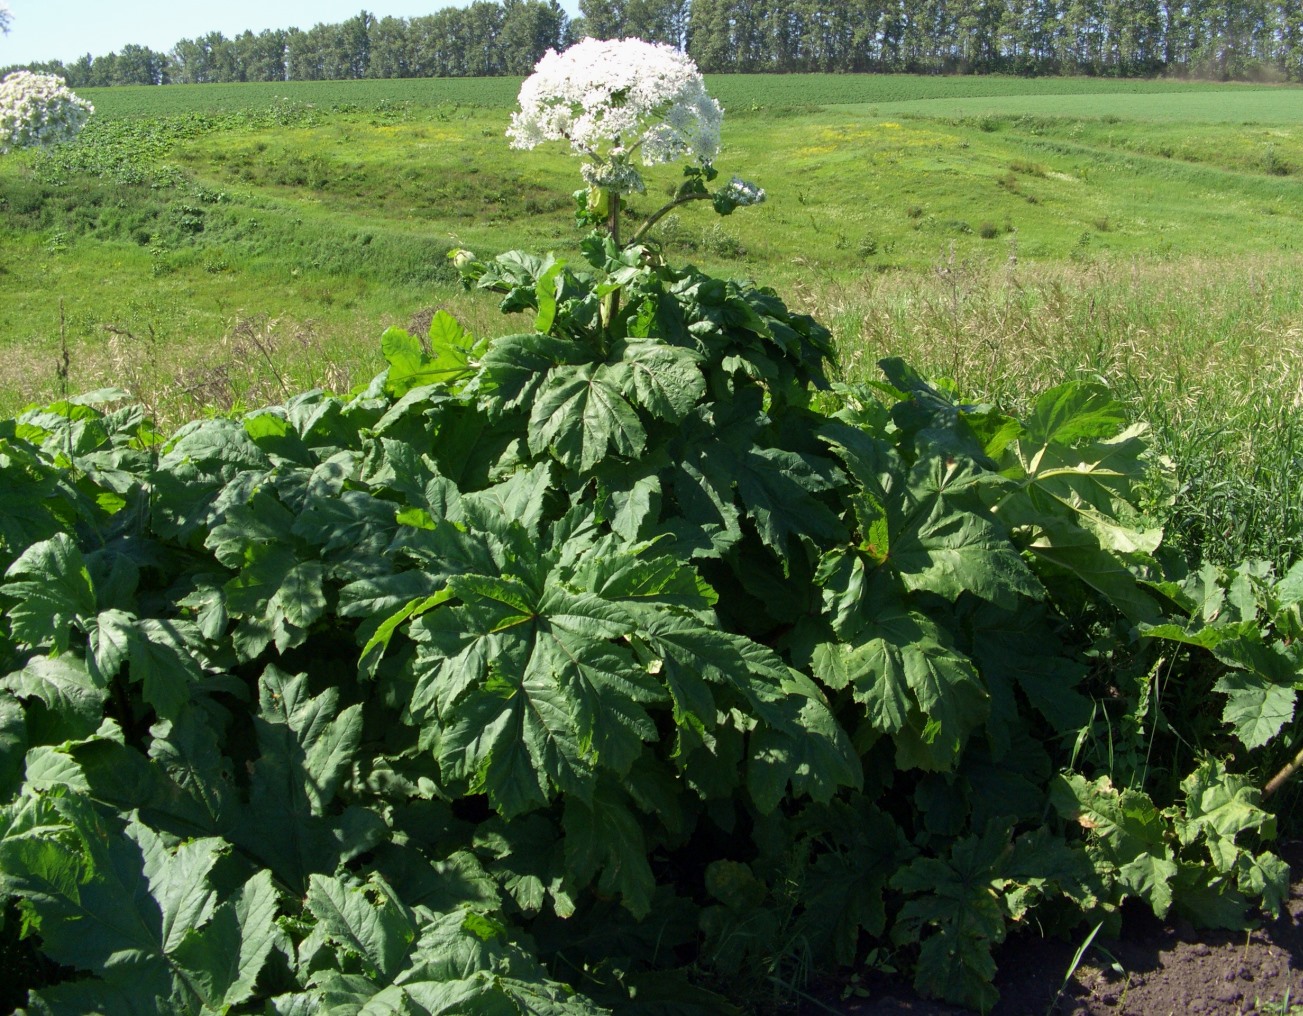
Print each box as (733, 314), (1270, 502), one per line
(1, 73), (1300, 565)
(5, 70), (1303, 1014)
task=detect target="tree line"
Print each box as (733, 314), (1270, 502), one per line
(5, 0), (1302, 85)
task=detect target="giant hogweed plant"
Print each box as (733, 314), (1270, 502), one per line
(0, 70), (93, 154)
(0, 39), (1297, 1016)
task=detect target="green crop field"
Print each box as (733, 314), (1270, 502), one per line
(2, 73), (1301, 566)
(76, 77), (526, 119)
(79, 73), (1296, 119)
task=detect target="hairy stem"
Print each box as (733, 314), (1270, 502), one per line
(607, 189), (621, 250)
(1263, 741), (1303, 799)
(602, 191), (622, 332)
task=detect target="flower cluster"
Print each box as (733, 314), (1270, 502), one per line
(507, 38), (722, 196)
(0, 71), (94, 154)
(719, 176), (765, 207)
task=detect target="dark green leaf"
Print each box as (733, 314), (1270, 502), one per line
(0, 803), (278, 1012)
(2, 533), (97, 653)
(306, 873), (417, 983)
(528, 364), (647, 472)
(1213, 670), (1295, 749)
(748, 670), (861, 811)
(169, 869), (280, 1010)
(812, 602), (987, 771)
(563, 783), (655, 918)
(1, 654), (107, 743)
(1024, 383), (1130, 447)
(0, 692), (26, 799)
(235, 667), (369, 890)
(892, 459), (1041, 608)
(610, 343), (706, 423)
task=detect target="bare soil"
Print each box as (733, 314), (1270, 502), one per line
(801, 845), (1303, 1016)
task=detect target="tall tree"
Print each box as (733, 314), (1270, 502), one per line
(1282, 0), (1303, 79)
(625, 0), (691, 46)
(240, 29), (290, 82)
(500, 1), (567, 74)
(169, 38), (213, 83)
(340, 10), (374, 78)
(65, 53), (94, 87)
(115, 44), (167, 84)
(577, 0), (625, 38)
(464, 0), (507, 74)
(686, 0), (733, 69)
(18, 0), (1303, 86)
(366, 17), (411, 78)
(87, 51), (119, 87)
(286, 27), (323, 80)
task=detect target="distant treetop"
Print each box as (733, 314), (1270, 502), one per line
(2, 0), (1300, 86)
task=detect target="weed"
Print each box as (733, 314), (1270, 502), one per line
(1010, 159), (1048, 176)
(1261, 144), (1293, 176)
(4, 79), (1302, 574)
(700, 223), (747, 258)
(1258, 987), (1303, 1015)
(1044, 922), (1103, 1016)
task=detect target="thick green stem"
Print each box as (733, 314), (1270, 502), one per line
(607, 190), (621, 249)
(601, 191), (621, 333)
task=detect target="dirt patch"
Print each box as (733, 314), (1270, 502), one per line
(800, 845), (1303, 1016)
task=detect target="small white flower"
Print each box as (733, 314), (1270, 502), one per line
(580, 156), (645, 194)
(720, 176), (765, 207)
(507, 38), (722, 196)
(0, 71), (94, 154)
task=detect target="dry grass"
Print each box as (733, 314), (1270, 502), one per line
(810, 252), (1303, 432)
(802, 252), (1303, 565)
(0, 313), (364, 429)
(0, 288), (520, 432)
(95, 317), (359, 428)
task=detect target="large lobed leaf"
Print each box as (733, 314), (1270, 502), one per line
(0, 797), (279, 1015)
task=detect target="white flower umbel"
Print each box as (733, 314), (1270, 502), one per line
(0, 71), (94, 154)
(719, 176), (765, 207)
(507, 37), (722, 199)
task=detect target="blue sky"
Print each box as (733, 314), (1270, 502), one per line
(1, 1), (581, 66)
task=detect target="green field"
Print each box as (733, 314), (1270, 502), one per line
(5, 72), (1303, 1014)
(3, 73), (1301, 564)
(77, 73), (1300, 120)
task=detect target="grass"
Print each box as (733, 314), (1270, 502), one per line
(1258, 992), (1303, 1016)
(2, 73), (1301, 566)
(78, 74), (1298, 121)
(815, 254), (1303, 567)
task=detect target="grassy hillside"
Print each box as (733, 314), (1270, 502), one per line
(2, 73), (1300, 563)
